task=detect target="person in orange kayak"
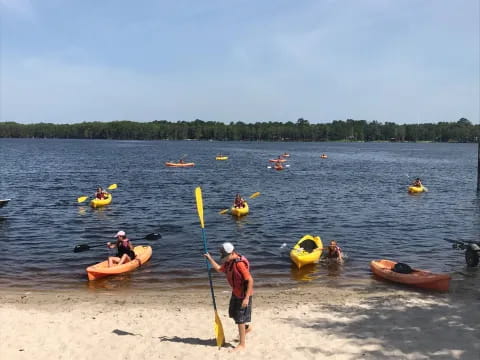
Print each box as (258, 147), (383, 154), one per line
(107, 231), (137, 267)
(325, 240), (343, 262)
(412, 178), (422, 187)
(179, 158), (185, 164)
(233, 194), (246, 208)
(204, 242), (254, 352)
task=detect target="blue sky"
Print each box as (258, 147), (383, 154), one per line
(1, 0), (478, 124)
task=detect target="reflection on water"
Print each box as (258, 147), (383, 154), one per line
(290, 263), (319, 282)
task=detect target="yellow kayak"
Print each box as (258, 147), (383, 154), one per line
(90, 193), (112, 208)
(290, 235), (323, 269)
(216, 156), (228, 160)
(231, 202), (249, 217)
(408, 185), (425, 193)
(86, 245), (152, 281)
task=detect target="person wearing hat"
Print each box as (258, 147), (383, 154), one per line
(204, 242), (254, 351)
(107, 231), (137, 267)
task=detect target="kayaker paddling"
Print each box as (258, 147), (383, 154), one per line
(204, 242), (254, 352)
(107, 231), (138, 267)
(412, 178), (422, 187)
(95, 187), (106, 200)
(233, 194), (246, 208)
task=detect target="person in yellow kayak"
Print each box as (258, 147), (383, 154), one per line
(233, 194), (246, 208)
(325, 240), (343, 262)
(95, 187), (106, 200)
(107, 231), (137, 267)
(412, 178), (422, 187)
(204, 242), (254, 352)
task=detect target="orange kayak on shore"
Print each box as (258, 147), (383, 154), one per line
(165, 162), (195, 167)
(86, 245), (152, 280)
(370, 259), (450, 291)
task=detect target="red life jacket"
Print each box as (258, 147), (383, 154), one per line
(225, 255), (250, 298)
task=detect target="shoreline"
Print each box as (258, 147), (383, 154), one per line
(1, 278), (479, 359)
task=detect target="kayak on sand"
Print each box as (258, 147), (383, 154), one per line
(370, 259), (450, 291)
(86, 245), (152, 280)
(290, 235), (323, 269)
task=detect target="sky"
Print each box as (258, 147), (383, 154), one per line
(0, 0), (478, 124)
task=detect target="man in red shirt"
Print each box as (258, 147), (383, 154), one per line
(204, 242), (254, 351)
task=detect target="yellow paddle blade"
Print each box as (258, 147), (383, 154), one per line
(107, 183), (117, 190)
(219, 208), (229, 215)
(214, 310), (225, 348)
(77, 196), (89, 203)
(249, 192), (260, 199)
(195, 187), (205, 228)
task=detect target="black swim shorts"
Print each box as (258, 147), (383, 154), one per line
(228, 294), (252, 324)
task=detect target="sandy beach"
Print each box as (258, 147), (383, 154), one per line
(1, 277), (478, 360)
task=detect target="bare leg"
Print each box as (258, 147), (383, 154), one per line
(118, 254), (131, 265)
(232, 324), (246, 351)
(245, 324), (253, 335)
(108, 256), (121, 267)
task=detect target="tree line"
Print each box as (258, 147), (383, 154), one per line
(0, 118), (477, 142)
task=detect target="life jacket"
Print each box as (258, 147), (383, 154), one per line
(225, 255), (250, 298)
(327, 245), (342, 258)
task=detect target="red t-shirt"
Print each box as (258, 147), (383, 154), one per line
(220, 259), (253, 298)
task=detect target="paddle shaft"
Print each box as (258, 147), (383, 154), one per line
(201, 228), (219, 311)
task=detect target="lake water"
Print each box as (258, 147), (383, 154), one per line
(0, 139), (478, 291)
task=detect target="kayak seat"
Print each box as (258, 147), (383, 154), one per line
(299, 239), (318, 253)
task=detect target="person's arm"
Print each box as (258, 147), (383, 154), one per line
(107, 241), (117, 249)
(203, 253), (222, 272)
(237, 263), (254, 307)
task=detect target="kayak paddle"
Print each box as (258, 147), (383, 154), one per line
(77, 183), (118, 203)
(219, 192), (261, 214)
(73, 232), (161, 253)
(195, 186), (225, 348)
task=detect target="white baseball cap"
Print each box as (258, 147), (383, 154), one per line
(114, 230), (126, 238)
(220, 242), (234, 258)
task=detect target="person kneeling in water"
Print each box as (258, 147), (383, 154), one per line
(325, 240), (343, 262)
(107, 231), (137, 267)
(204, 242), (254, 352)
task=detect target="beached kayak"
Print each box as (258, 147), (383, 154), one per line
(370, 259), (450, 291)
(269, 159), (287, 163)
(290, 235), (323, 269)
(408, 185), (425, 193)
(216, 156), (228, 160)
(86, 245), (152, 281)
(165, 162), (195, 167)
(230, 202), (249, 217)
(0, 199), (10, 208)
(90, 193), (112, 208)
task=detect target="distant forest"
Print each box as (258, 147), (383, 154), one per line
(0, 118), (478, 142)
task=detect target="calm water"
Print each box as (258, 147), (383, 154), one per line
(0, 139), (478, 291)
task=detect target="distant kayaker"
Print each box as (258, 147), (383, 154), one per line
(95, 187), (105, 199)
(107, 231), (137, 267)
(412, 178), (422, 187)
(325, 240), (343, 262)
(234, 194), (246, 208)
(204, 242), (254, 352)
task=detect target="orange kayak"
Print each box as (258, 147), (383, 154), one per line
(370, 259), (450, 291)
(165, 162), (195, 167)
(274, 165), (284, 171)
(86, 245), (152, 280)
